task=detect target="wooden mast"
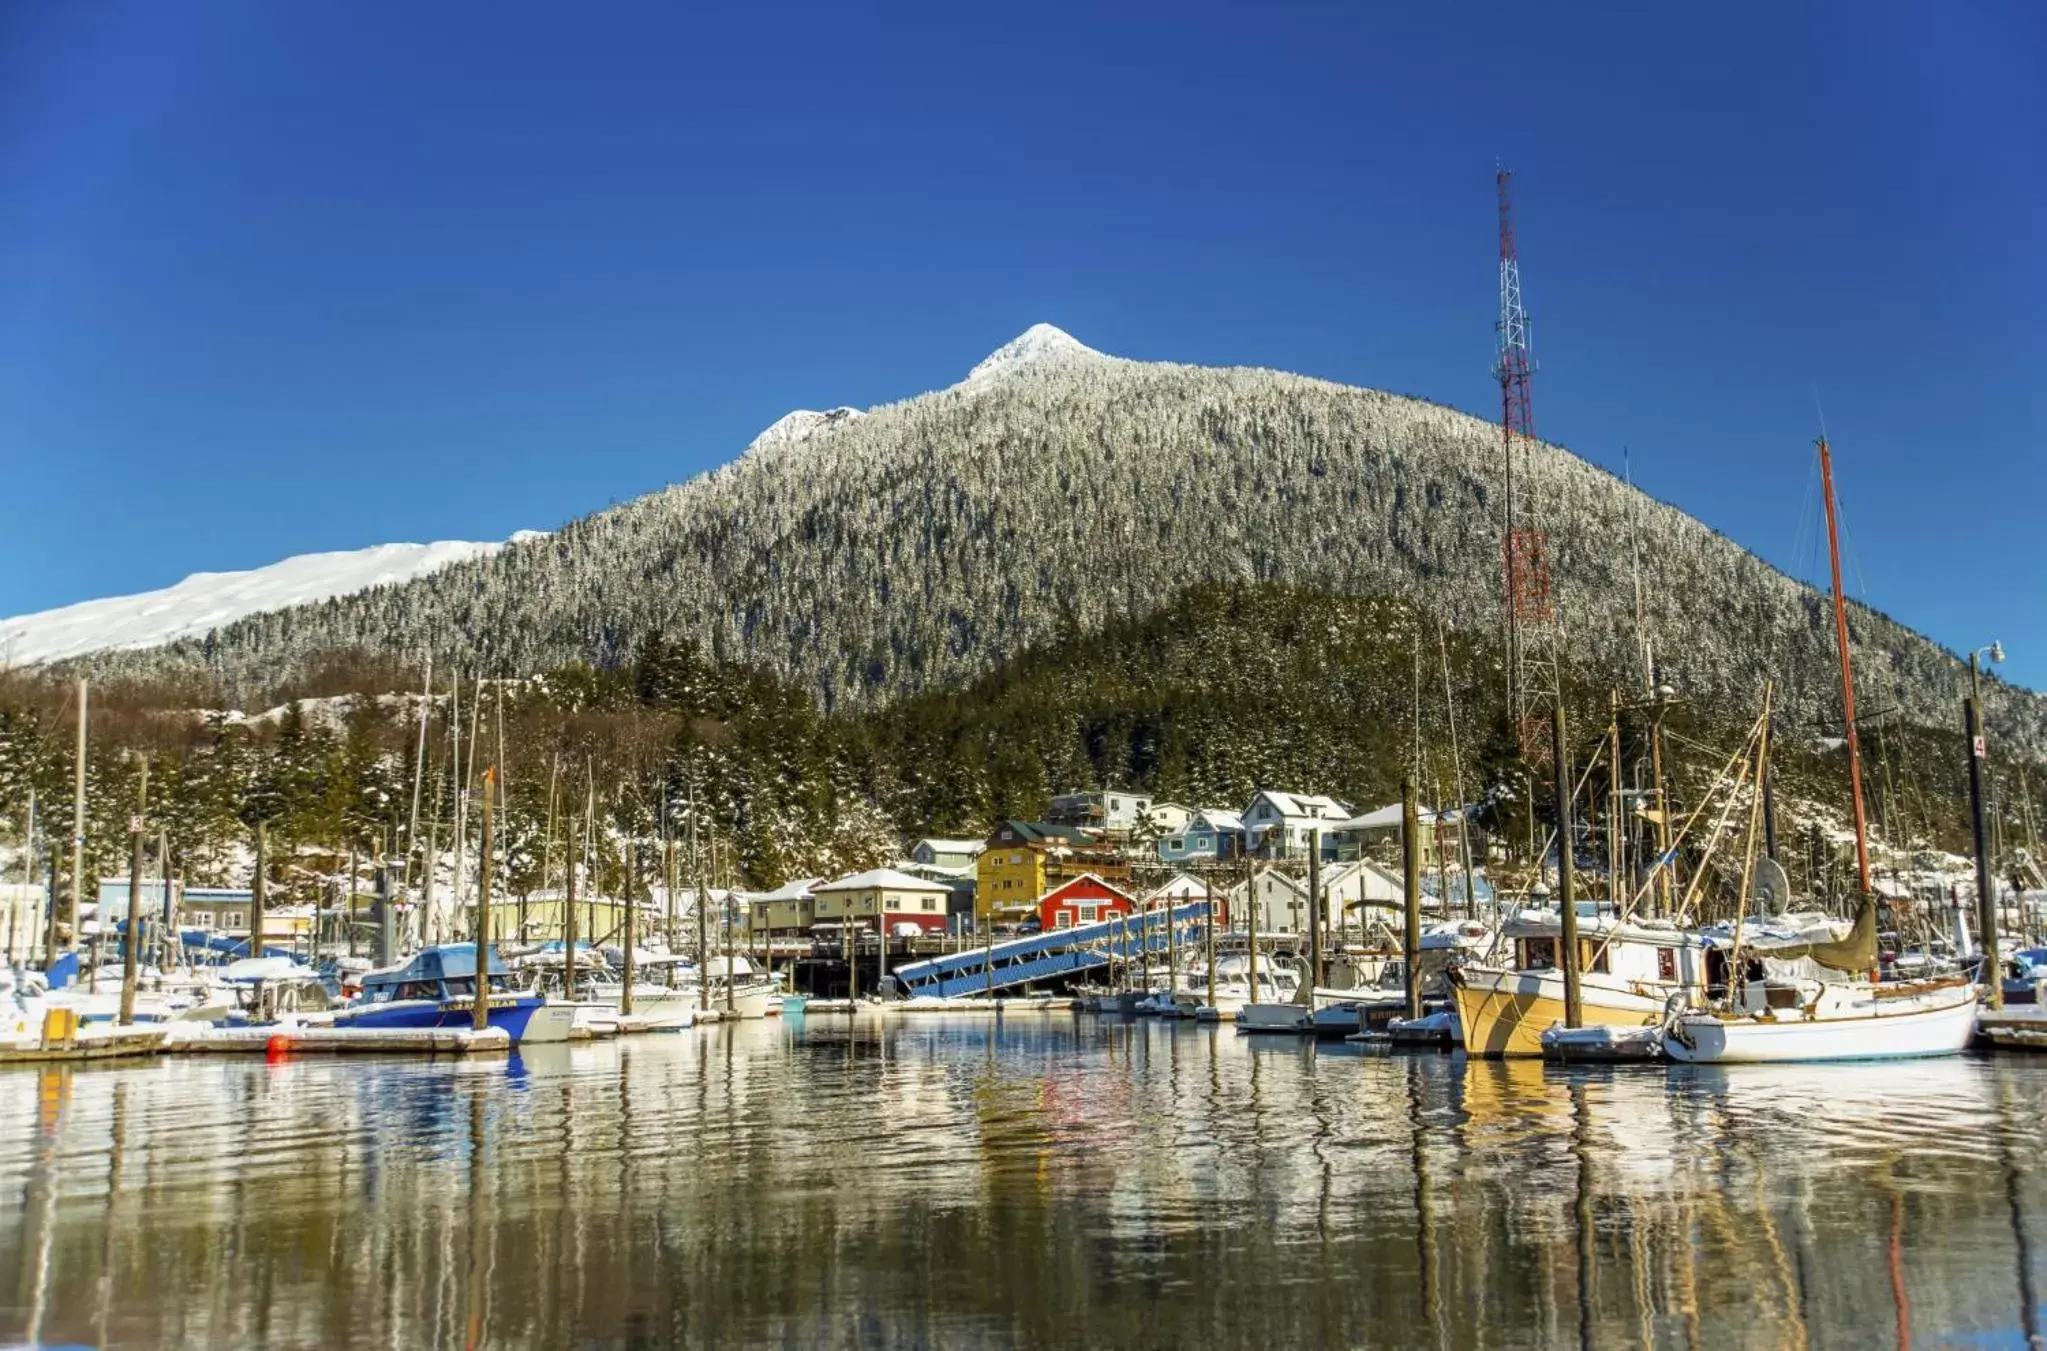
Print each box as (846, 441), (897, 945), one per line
(1818, 437), (1874, 896)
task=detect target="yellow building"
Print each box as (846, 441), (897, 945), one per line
(973, 821), (1124, 923)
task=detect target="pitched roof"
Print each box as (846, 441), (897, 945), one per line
(813, 867), (952, 894)
(990, 820), (1095, 845)
(1250, 790), (1352, 820)
(1145, 873), (1210, 902)
(1192, 808), (1244, 831)
(1038, 873), (1138, 907)
(917, 837), (986, 853)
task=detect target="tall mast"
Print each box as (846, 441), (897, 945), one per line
(1817, 438), (1873, 895)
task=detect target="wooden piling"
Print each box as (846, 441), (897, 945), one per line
(474, 768), (494, 1032)
(1307, 828), (1324, 995)
(1402, 778), (1422, 1020)
(1205, 871), (1217, 1010)
(563, 795), (580, 1003)
(119, 762), (145, 1026)
(251, 821), (267, 967)
(1553, 704), (1583, 1029)
(620, 840), (636, 1017)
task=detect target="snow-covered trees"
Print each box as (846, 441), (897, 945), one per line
(90, 337), (2041, 755)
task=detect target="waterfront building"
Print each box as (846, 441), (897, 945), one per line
(1324, 802), (1473, 871)
(1157, 808), (1245, 863)
(911, 838), (985, 869)
(1242, 791), (1353, 858)
(812, 868), (953, 935)
(975, 820), (1124, 921)
(743, 878), (823, 940)
(1046, 790), (1154, 838)
(1032, 874), (1137, 930)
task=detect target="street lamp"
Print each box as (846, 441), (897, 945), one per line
(1967, 642), (2004, 1006)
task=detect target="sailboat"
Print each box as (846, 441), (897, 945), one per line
(1661, 436), (1979, 1063)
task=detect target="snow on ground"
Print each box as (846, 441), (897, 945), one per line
(0, 535), (544, 667)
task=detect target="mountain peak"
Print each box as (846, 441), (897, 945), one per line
(961, 324), (1109, 386)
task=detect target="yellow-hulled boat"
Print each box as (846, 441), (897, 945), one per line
(1450, 906), (1707, 1057)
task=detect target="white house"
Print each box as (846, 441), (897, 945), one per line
(1047, 790), (1154, 836)
(1242, 791), (1352, 858)
(1142, 802), (1194, 838)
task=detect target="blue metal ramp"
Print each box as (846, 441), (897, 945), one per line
(893, 902), (1212, 998)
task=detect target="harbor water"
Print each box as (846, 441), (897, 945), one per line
(4, 1014), (2046, 1349)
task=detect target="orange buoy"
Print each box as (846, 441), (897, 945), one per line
(265, 1034), (292, 1059)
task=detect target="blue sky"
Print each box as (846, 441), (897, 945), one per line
(1, 2), (2041, 689)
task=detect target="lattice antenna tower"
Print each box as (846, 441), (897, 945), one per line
(1494, 167), (1554, 757)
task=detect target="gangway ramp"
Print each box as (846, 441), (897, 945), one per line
(894, 902), (1212, 999)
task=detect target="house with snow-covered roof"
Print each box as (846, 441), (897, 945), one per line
(1158, 808), (1245, 864)
(1242, 791), (1352, 859)
(811, 868), (952, 936)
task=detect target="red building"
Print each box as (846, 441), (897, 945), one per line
(1036, 874), (1138, 930)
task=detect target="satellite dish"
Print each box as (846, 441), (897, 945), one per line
(1753, 856), (1792, 916)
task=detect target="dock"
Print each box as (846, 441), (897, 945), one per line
(164, 1024), (515, 1055)
(1978, 1007), (2047, 1051)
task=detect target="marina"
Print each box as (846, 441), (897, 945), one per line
(8, 1014), (2047, 1349)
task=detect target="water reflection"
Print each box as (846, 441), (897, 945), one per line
(3, 1017), (2046, 1348)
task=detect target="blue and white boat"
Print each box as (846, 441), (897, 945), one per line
(337, 944), (559, 1041)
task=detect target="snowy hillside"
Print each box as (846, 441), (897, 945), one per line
(73, 323), (2046, 751)
(0, 535), (541, 666)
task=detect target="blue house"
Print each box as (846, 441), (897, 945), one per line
(1158, 809), (1246, 864)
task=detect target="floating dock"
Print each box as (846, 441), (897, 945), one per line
(164, 1024), (515, 1055)
(1978, 1007), (2047, 1051)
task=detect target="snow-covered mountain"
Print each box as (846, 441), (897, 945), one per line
(0, 535), (541, 667)
(63, 323), (2046, 750)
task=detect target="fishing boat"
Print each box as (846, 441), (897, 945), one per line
(1659, 436), (1980, 1063)
(338, 943), (565, 1042)
(1450, 905), (1706, 1057)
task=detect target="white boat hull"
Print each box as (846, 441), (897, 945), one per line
(1663, 986), (1979, 1063)
(520, 1004), (579, 1044)
(1236, 1002), (1314, 1034)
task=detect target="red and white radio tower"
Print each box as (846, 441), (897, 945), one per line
(1495, 167), (1551, 753)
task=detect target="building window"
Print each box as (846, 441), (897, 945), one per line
(1055, 912), (1073, 929)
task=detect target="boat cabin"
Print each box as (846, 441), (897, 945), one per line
(1502, 910), (1706, 988)
(359, 944), (521, 1003)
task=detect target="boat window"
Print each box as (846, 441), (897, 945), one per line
(1581, 942), (1611, 975)
(445, 977), (474, 997)
(1657, 948), (1677, 983)
(396, 981), (438, 1001)
(1519, 939), (1557, 970)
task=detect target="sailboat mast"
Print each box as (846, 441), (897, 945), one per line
(1817, 438), (1873, 896)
